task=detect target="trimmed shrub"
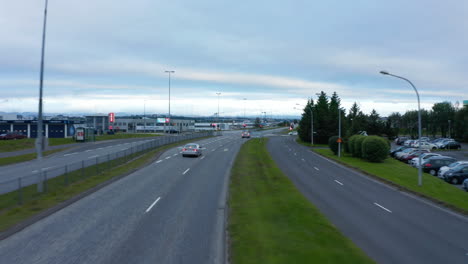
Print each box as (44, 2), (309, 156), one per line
(328, 136), (339, 155)
(362, 136), (390, 162)
(348, 135), (357, 154)
(353, 135), (366, 158)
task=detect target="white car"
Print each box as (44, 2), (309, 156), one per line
(181, 143), (203, 157)
(438, 161), (468, 178)
(413, 141), (438, 150)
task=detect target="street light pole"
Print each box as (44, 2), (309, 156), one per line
(165, 70), (174, 133)
(216, 92), (221, 129)
(243, 98), (247, 120)
(36, 0), (49, 160)
(143, 100), (146, 133)
(380, 70), (422, 186)
(338, 108), (341, 158)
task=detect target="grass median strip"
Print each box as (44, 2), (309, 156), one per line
(0, 136), (212, 233)
(228, 138), (374, 264)
(313, 149), (468, 213)
(0, 148), (69, 166)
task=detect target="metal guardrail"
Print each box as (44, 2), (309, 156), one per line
(0, 131), (216, 206)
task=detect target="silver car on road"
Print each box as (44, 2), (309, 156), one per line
(181, 143), (202, 157)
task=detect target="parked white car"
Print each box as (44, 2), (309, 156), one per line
(413, 141), (438, 150)
(438, 161), (468, 178)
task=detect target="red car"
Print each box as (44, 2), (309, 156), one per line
(0, 132), (27, 140)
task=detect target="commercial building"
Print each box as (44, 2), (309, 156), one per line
(114, 118), (195, 133)
(0, 120), (80, 138)
(85, 114), (111, 134)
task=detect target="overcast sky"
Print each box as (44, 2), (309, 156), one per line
(1, 0), (467, 118)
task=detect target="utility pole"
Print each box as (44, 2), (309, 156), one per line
(37, 0), (49, 161)
(216, 92), (221, 130)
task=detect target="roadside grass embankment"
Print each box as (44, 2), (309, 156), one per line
(0, 133), (160, 153)
(0, 136), (210, 233)
(0, 148), (70, 166)
(228, 138), (374, 264)
(313, 149), (468, 214)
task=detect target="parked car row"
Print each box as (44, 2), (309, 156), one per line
(0, 132), (27, 140)
(394, 137), (462, 150)
(390, 146), (468, 191)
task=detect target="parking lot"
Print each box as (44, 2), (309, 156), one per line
(391, 141), (468, 190)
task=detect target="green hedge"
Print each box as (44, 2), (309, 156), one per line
(362, 136), (390, 162)
(328, 136), (339, 155)
(353, 135), (366, 158)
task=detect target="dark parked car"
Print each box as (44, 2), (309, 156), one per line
(462, 178), (468, 191)
(440, 141), (461, 150)
(390, 146), (410, 157)
(0, 132), (27, 140)
(443, 165), (468, 185)
(395, 137), (409, 145)
(422, 156), (457, 176)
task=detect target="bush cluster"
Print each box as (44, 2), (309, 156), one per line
(344, 135), (389, 162)
(328, 136), (339, 155)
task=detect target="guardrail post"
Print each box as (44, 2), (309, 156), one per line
(81, 160), (85, 179)
(107, 154), (111, 170)
(96, 156), (99, 174)
(36, 171), (44, 193)
(43, 170), (48, 193)
(64, 164), (69, 186)
(18, 177), (23, 205)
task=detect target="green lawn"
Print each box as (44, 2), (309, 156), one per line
(0, 136), (212, 232)
(0, 148), (70, 166)
(228, 138), (374, 264)
(296, 138), (328, 148)
(314, 149), (468, 213)
(0, 133), (161, 153)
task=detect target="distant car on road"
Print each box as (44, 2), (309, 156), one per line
(443, 164), (468, 185)
(288, 131), (298, 135)
(241, 131), (250, 138)
(181, 143), (202, 157)
(422, 156), (457, 176)
(0, 132), (27, 140)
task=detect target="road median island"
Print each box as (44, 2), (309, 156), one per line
(0, 136), (213, 238)
(313, 148), (468, 215)
(0, 148), (70, 166)
(228, 138), (374, 264)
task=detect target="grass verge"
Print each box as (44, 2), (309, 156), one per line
(0, 148), (70, 166)
(0, 136), (211, 232)
(228, 138), (374, 264)
(0, 133), (161, 153)
(296, 138), (328, 148)
(314, 149), (468, 214)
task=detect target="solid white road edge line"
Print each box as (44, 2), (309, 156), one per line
(314, 167), (319, 171)
(145, 197), (161, 213)
(374, 202), (392, 213)
(183, 168), (190, 175)
(156, 160), (162, 163)
(334, 180), (344, 186)
(201, 156), (205, 160)
(165, 156), (171, 159)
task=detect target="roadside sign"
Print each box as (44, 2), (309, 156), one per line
(337, 138), (343, 143)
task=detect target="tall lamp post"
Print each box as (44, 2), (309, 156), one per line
(380, 70), (422, 186)
(164, 70), (174, 133)
(37, 0), (49, 160)
(216, 92), (221, 129)
(243, 98), (247, 120)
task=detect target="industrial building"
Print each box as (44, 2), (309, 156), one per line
(114, 118), (195, 133)
(0, 120), (80, 138)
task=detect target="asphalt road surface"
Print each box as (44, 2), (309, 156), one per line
(0, 131), (249, 264)
(0, 134), (209, 193)
(267, 135), (468, 264)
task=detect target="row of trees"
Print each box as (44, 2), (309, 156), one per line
(298, 92), (468, 144)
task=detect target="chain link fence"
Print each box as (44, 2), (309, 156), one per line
(0, 131), (216, 208)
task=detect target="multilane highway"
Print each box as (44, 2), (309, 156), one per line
(267, 134), (468, 264)
(0, 130), (276, 264)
